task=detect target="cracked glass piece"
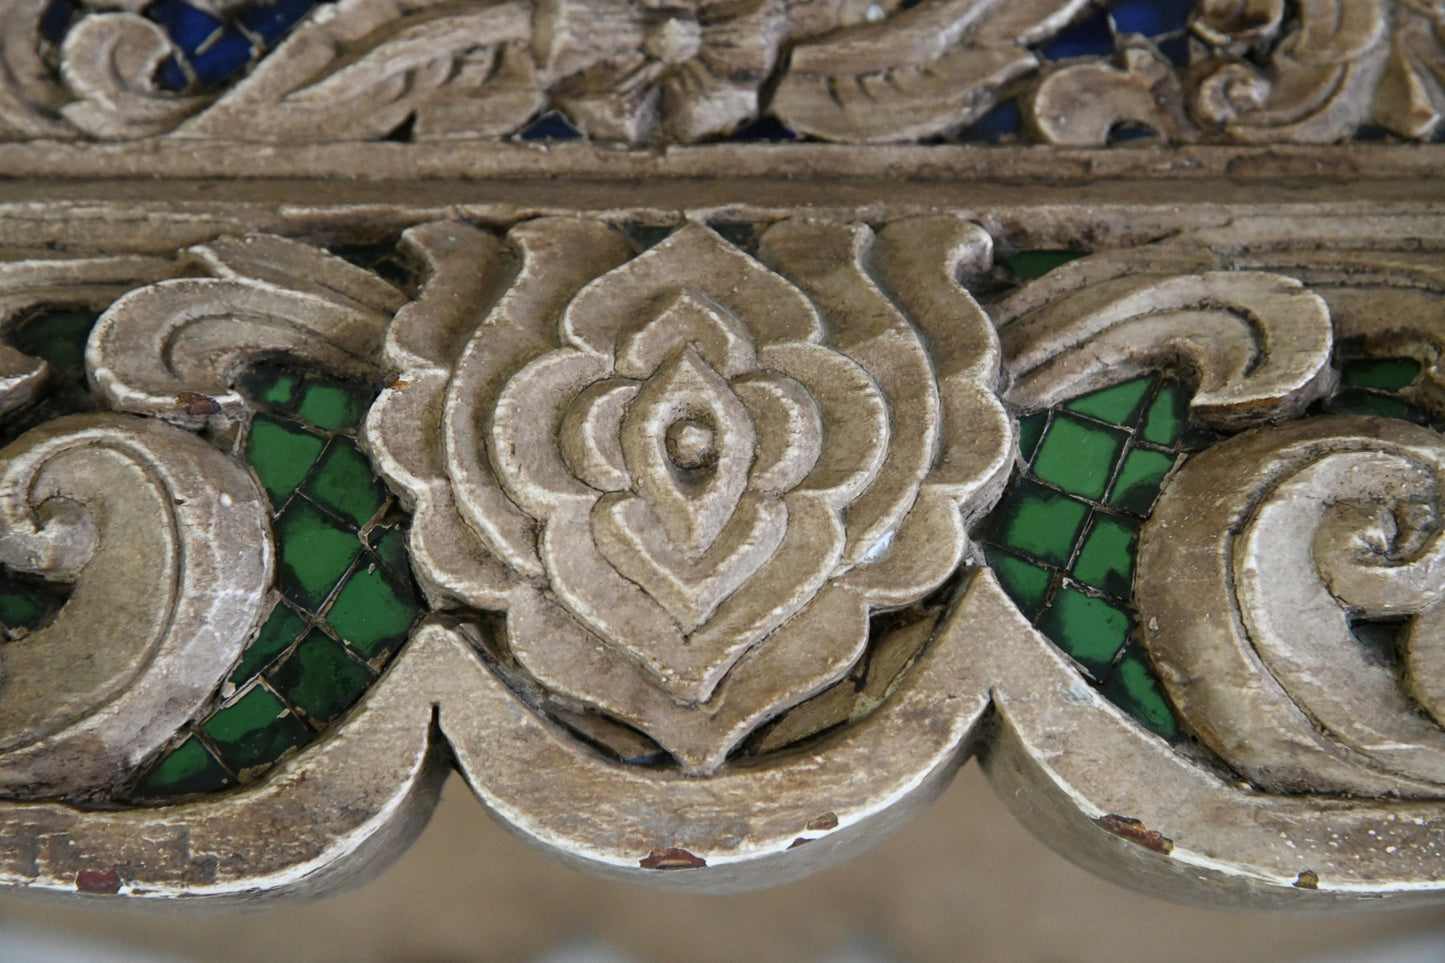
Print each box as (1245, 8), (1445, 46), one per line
(229, 603), (308, 686)
(131, 736), (233, 797)
(266, 631), (374, 724)
(202, 684), (313, 774)
(1038, 582), (1133, 677)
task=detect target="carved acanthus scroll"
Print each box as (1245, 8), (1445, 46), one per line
(5, 0), (1443, 145)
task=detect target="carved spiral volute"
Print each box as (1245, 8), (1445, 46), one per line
(1138, 415), (1445, 797)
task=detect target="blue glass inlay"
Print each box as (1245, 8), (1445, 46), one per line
(960, 99), (1022, 141)
(1041, 8), (1115, 60)
(1110, 0), (1192, 38)
(1110, 122), (1158, 143)
(39, 0), (79, 45)
(189, 27), (254, 86)
(730, 116), (798, 142)
(148, 0), (224, 55)
(1155, 33), (1191, 67)
(156, 56), (190, 92)
(237, 0), (316, 43)
(518, 111), (583, 141)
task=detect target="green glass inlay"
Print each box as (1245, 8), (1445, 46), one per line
(1342, 357), (1422, 392)
(13, 310), (94, 373)
(133, 737), (232, 797)
(1108, 447), (1176, 516)
(1100, 649), (1179, 739)
(267, 630), (373, 723)
(1031, 415), (1127, 501)
(1017, 412), (1048, 462)
(246, 416), (325, 502)
(1037, 583), (1131, 678)
(1065, 379), (1151, 426)
(986, 480), (1090, 566)
(257, 372), (300, 407)
(1004, 250), (1086, 279)
(295, 381), (367, 431)
(229, 603), (308, 686)
(988, 550), (1052, 619)
(327, 565), (420, 659)
(1140, 382), (1188, 447)
(0, 578), (52, 632)
(370, 527), (409, 575)
(303, 439), (386, 527)
(202, 685), (311, 773)
(1072, 516), (1137, 598)
(275, 499), (363, 609)
(1333, 389), (1426, 423)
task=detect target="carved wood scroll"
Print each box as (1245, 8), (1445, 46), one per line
(4, 0), (1445, 144)
(3, 0), (1445, 917)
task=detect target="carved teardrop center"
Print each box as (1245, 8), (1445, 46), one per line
(665, 418), (717, 472)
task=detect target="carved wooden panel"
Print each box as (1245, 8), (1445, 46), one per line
(0, 0), (1443, 913)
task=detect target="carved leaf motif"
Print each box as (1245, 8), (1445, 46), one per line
(178, 0), (543, 141)
(59, 13), (209, 139)
(0, 0), (75, 140)
(1190, 0), (1391, 142)
(90, 234), (402, 429)
(772, 0), (1087, 141)
(996, 262), (1336, 429)
(1030, 42), (1197, 145)
(1374, 5), (1445, 139)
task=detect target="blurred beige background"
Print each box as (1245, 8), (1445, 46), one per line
(2, 763), (1442, 963)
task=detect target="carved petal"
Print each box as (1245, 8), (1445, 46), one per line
(594, 491), (787, 632)
(562, 224), (822, 355)
(442, 218), (631, 580)
(761, 220), (940, 566)
(732, 372), (823, 495)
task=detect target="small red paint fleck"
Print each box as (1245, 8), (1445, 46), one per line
(176, 392), (222, 416)
(805, 812), (839, 832)
(1096, 814), (1174, 854)
(789, 837), (812, 849)
(639, 847), (707, 870)
(75, 869), (122, 894)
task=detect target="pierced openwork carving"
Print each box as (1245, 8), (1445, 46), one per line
(1, 199), (1445, 908)
(5, 0), (1444, 144)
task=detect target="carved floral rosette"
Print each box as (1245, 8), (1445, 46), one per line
(365, 218), (1010, 774)
(0, 211), (1444, 908)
